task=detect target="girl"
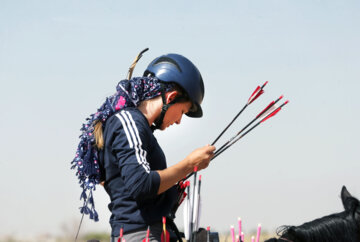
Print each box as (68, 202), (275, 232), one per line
(72, 53), (215, 241)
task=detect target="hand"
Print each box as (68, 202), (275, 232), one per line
(157, 145), (215, 194)
(185, 145), (216, 171)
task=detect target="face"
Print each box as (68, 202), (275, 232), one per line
(160, 101), (192, 130)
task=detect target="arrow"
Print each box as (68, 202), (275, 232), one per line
(206, 227), (211, 242)
(214, 95), (283, 156)
(184, 181), (191, 241)
(231, 225), (235, 242)
(184, 96), (285, 181)
(117, 225), (124, 242)
(211, 81), (268, 146)
(256, 97), (282, 119)
(192, 175), (202, 242)
(256, 224), (261, 242)
(212, 100), (289, 160)
(190, 167), (198, 242)
(161, 217), (170, 242)
(178, 182), (189, 206)
(142, 226), (150, 242)
(238, 217), (242, 240)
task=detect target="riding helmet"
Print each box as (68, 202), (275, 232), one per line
(143, 53), (204, 117)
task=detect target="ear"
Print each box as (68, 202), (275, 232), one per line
(342, 186), (352, 201)
(341, 185), (355, 211)
(344, 186), (360, 222)
(165, 91), (179, 104)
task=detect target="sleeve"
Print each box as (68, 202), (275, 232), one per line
(111, 110), (161, 201)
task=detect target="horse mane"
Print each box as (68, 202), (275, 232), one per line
(265, 186), (360, 242)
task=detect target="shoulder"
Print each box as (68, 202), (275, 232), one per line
(105, 107), (151, 142)
(113, 108), (149, 131)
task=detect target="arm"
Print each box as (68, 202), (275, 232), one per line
(112, 110), (215, 198)
(156, 145), (215, 194)
(112, 110), (162, 201)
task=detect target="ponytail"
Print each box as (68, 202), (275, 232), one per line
(94, 121), (104, 150)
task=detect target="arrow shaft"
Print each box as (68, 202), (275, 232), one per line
(212, 121), (261, 160)
(212, 101), (287, 160)
(211, 82), (267, 146)
(189, 170), (197, 242)
(214, 96), (282, 156)
(214, 116), (257, 156)
(185, 100), (287, 180)
(211, 104), (248, 145)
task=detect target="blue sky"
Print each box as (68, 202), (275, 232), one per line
(1, 0), (359, 239)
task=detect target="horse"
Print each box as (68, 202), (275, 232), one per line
(265, 186), (360, 242)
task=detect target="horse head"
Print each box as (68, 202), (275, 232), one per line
(265, 186), (360, 242)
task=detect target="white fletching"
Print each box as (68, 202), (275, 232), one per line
(258, 104), (278, 120)
(183, 194), (191, 240)
(192, 184), (201, 232)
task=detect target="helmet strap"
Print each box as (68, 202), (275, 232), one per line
(151, 84), (181, 131)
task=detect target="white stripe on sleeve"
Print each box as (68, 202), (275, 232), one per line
(120, 111), (150, 173)
(116, 113), (133, 148)
(124, 111), (150, 171)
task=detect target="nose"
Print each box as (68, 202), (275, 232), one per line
(175, 115), (183, 125)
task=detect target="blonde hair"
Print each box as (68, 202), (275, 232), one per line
(94, 121), (104, 150)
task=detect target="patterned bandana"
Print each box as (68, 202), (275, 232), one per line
(71, 76), (174, 221)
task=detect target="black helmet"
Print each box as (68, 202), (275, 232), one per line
(144, 53), (204, 117)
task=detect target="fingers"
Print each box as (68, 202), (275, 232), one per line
(185, 144), (217, 172)
(205, 144), (216, 152)
(195, 145), (216, 170)
(204, 145), (216, 159)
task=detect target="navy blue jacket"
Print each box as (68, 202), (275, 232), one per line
(99, 107), (178, 236)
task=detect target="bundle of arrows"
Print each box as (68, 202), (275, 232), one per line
(185, 81), (289, 180)
(173, 81), (288, 242)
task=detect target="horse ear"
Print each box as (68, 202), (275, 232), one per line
(341, 186), (353, 210)
(341, 186), (352, 200)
